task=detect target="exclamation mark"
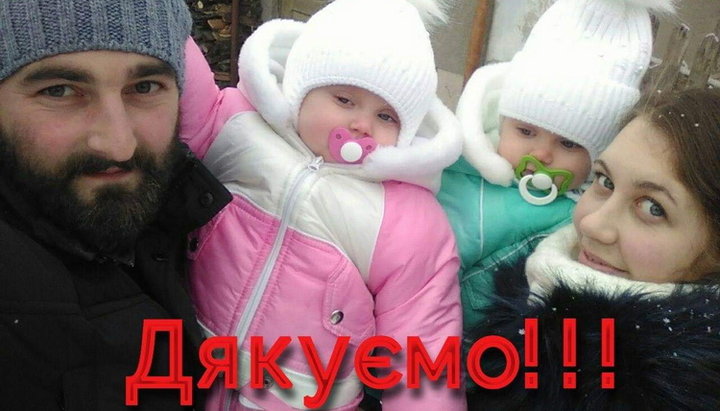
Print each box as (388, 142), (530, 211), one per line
(601, 318), (615, 389)
(563, 318), (577, 389)
(524, 318), (538, 389)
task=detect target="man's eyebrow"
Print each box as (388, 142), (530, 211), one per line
(129, 62), (175, 80)
(21, 67), (92, 84)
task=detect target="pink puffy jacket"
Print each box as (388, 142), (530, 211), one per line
(180, 30), (465, 410)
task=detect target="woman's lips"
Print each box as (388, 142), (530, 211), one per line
(578, 248), (626, 275)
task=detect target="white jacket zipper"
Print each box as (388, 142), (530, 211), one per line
(225, 156), (324, 410)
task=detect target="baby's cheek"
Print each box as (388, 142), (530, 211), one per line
(374, 132), (397, 147)
(497, 137), (526, 167)
(568, 168), (591, 190)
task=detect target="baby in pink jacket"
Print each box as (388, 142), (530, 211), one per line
(180, 0), (465, 409)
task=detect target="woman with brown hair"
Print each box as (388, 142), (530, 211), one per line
(467, 88), (720, 409)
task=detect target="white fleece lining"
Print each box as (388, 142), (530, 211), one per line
(526, 225), (678, 301)
(455, 62), (515, 186)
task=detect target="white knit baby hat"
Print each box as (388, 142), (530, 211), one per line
(282, 0), (444, 148)
(499, 0), (676, 161)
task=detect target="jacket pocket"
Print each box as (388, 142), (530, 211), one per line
(322, 258), (376, 345)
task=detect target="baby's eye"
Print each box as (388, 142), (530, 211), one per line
(40, 85), (75, 98)
(517, 127), (532, 136)
(335, 96), (351, 105)
(560, 139), (582, 149)
(595, 172), (614, 190)
(638, 198), (665, 218)
(378, 113), (397, 123)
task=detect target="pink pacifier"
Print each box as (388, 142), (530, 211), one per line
(328, 127), (377, 164)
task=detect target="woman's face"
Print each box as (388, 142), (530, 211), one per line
(573, 116), (717, 283)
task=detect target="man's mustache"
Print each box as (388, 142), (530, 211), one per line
(63, 153), (153, 178)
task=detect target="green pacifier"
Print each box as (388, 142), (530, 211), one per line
(514, 155), (574, 206)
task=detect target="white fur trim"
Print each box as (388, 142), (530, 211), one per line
(526, 225), (677, 300)
(455, 63), (514, 186)
(237, 19), (304, 136)
(363, 97), (462, 193)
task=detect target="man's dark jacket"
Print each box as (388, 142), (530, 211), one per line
(0, 146), (231, 410)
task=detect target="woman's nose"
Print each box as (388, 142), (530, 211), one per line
(577, 202), (618, 245)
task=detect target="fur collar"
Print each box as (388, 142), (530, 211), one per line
(526, 225), (677, 299)
(236, 19), (462, 193)
(467, 231), (720, 409)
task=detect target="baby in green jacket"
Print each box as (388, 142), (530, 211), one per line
(437, 0), (669, 365)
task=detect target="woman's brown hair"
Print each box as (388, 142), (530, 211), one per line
(622, 88), (720, 273)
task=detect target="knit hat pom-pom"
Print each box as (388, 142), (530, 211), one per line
(498, 0), (677, 161)
(617, 0), (676, 15)
(405, 0), (453, 29)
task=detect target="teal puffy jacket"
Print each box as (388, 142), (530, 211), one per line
(437, 63), (576, 369)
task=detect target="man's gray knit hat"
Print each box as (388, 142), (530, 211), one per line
(0, 0), (192, 87)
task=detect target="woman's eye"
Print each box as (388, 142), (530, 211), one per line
(560, 139), (582, 149)
(638, 198), (665, 218)
(595, 173), (614, 190)
(134, 81), (160, 94)
(40, 85), (74, 98)
(378, 113), (397, 123)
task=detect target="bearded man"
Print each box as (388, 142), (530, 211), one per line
(0, 1), (233, 409)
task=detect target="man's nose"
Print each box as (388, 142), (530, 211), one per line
(86, 96), (137, 162)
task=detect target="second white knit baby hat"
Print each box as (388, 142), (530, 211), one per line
(499, 0), (676, 161)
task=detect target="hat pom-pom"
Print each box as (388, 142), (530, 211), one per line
(406, 0), (453, 29)
(619, 0), (677, 15)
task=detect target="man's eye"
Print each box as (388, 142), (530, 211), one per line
(134, 81), (160, 94)
(41, 85), (74, 98)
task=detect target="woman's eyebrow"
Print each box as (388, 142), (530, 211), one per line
(593, 159), (611, 177)
(635, 180), (677, 206)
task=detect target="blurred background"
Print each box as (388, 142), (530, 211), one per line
(186, 0), (720, 109)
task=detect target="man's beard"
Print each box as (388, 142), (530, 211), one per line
(0, 128), (185, 256)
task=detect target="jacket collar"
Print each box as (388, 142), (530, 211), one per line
(526, 225), (681, 300)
